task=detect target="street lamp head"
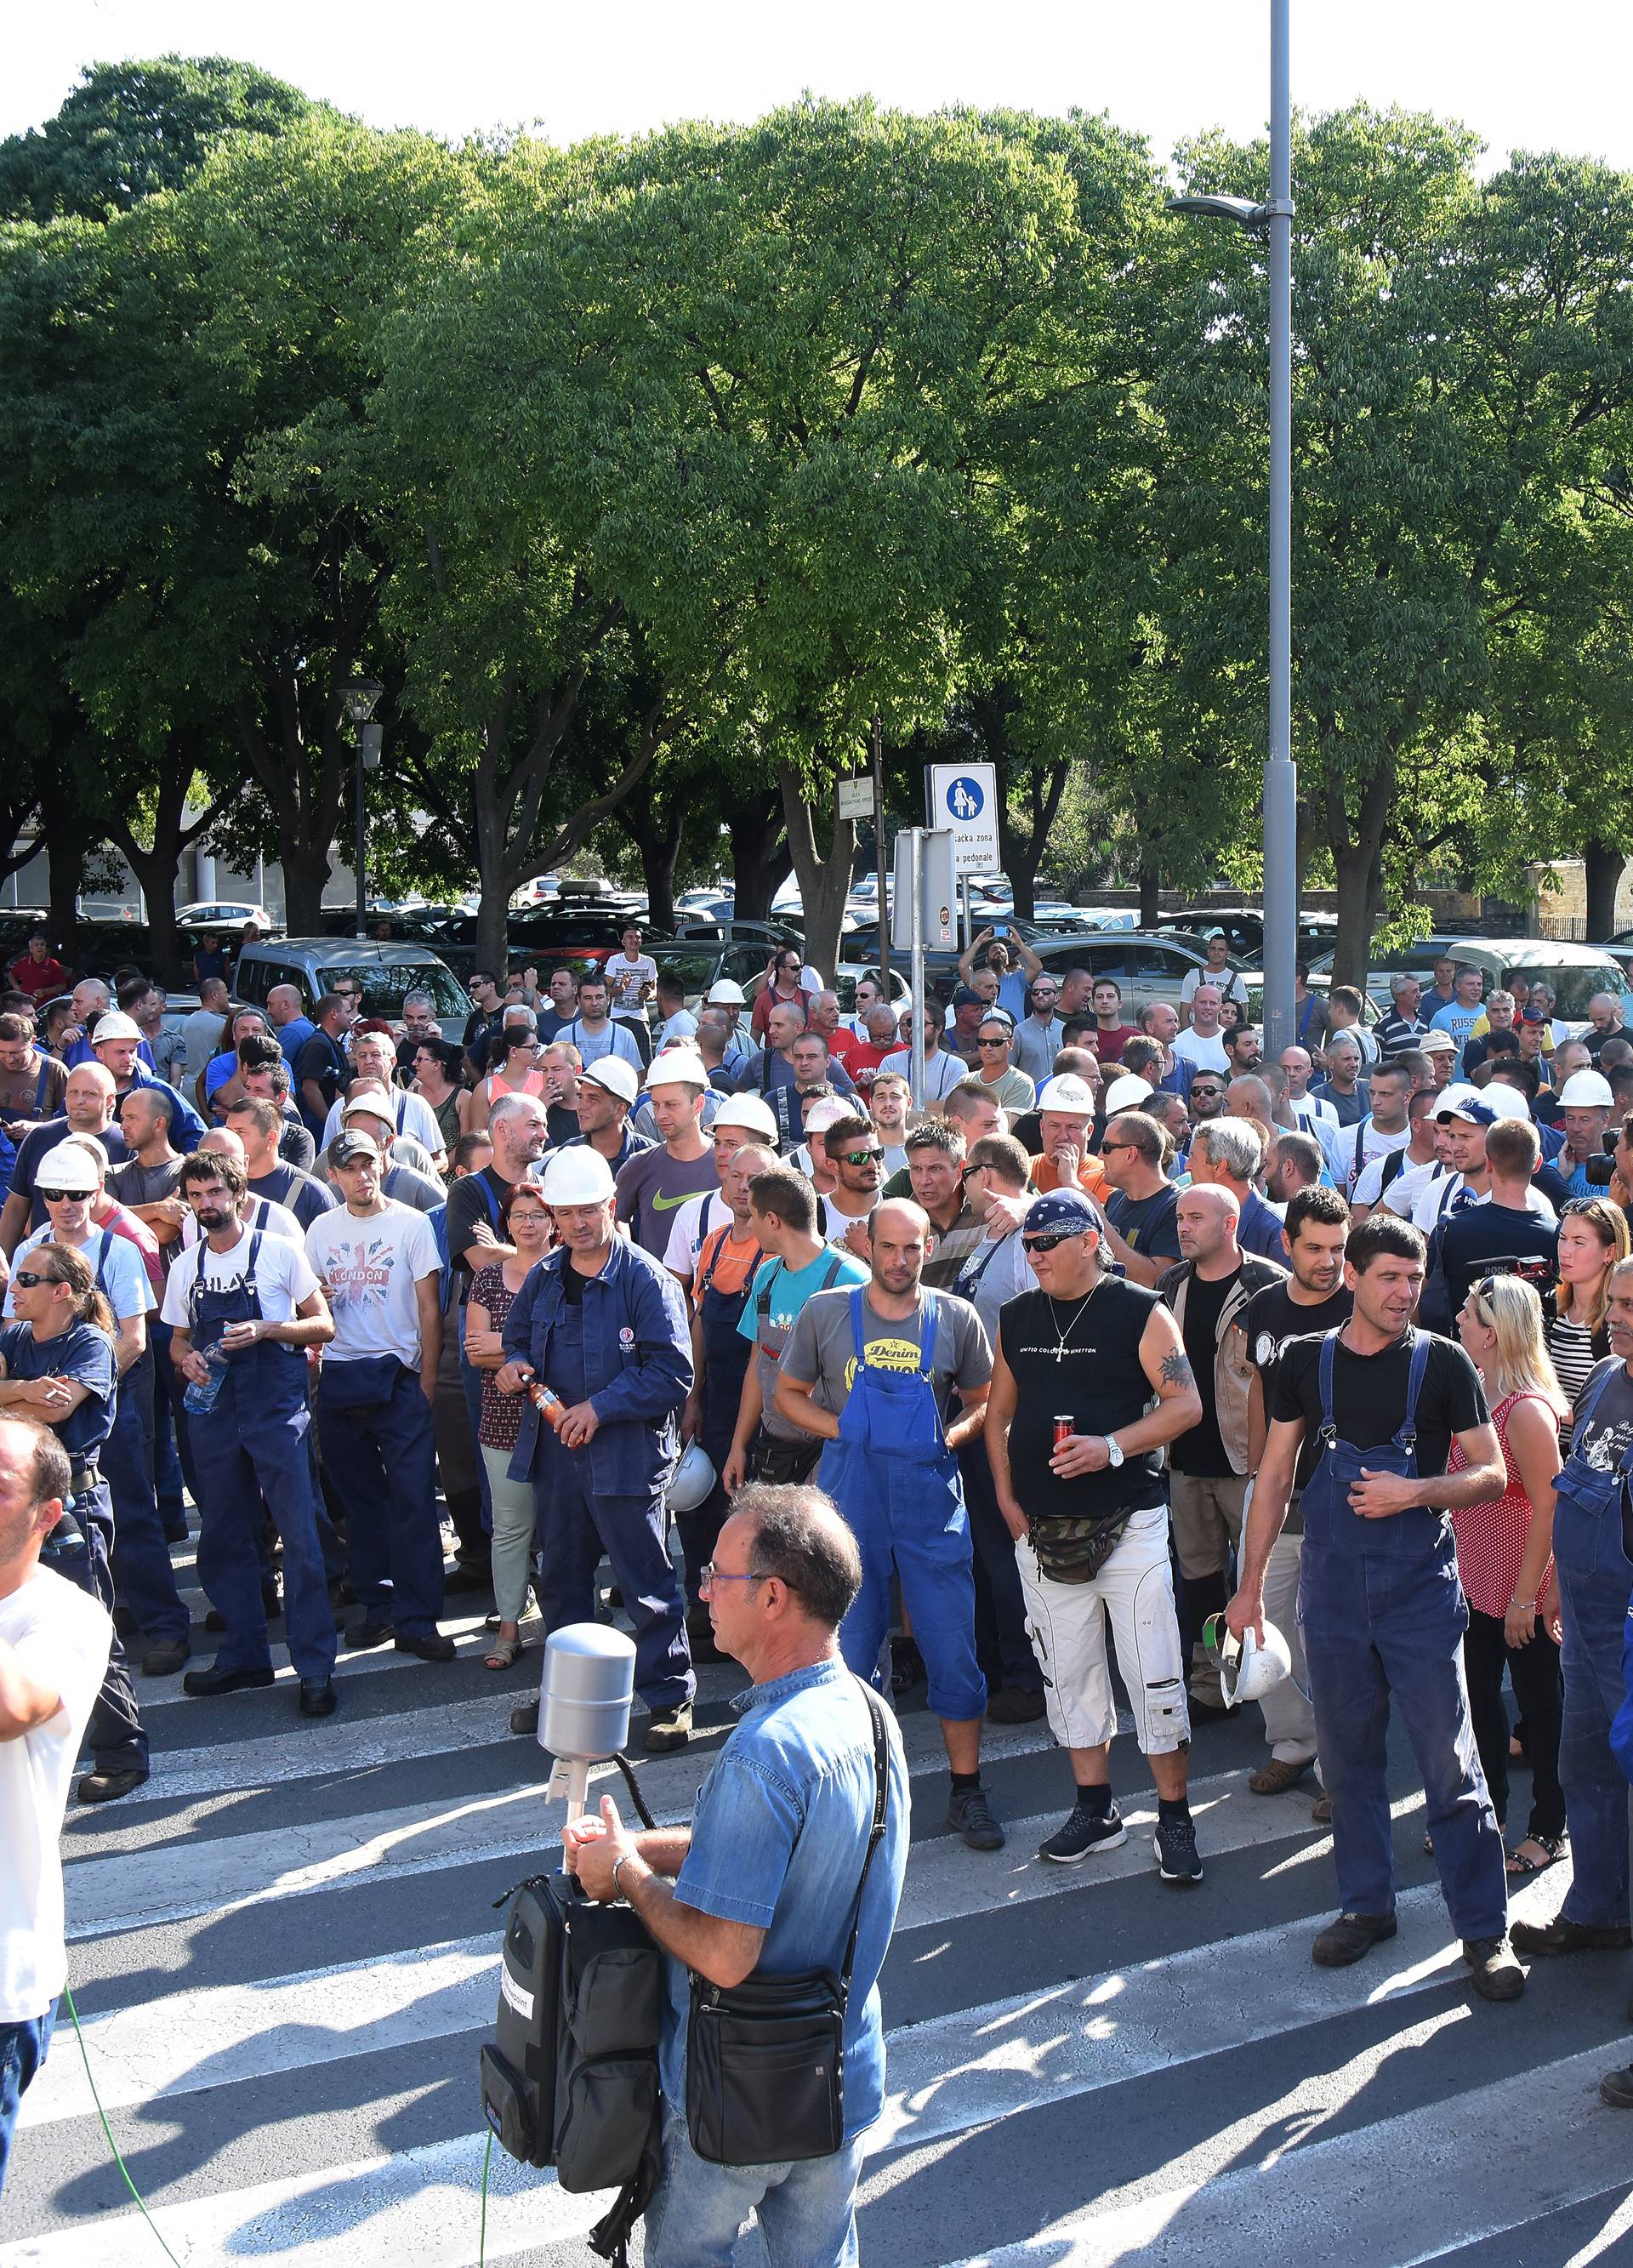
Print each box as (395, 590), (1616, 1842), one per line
(342, 678), (384, 726)
(1166, 193), (1269, 231)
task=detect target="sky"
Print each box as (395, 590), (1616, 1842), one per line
(7, 0), (1633, 175)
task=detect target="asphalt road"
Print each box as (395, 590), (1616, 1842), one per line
(5, 1539), (1633, 2268)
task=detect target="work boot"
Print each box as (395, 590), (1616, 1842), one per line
(1464, 1935), (1525, 2002)
(645, 1705), (693, 1753)
(1511, 1917), (1631, 1957)
(1312, 1912), (1397, 1967)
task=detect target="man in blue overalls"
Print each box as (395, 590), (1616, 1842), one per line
(1515, 1256), (1633, 1997)
(0, 1240), (150, 1801)
(775, 1196), (1003, 1850)
(160, 1150), (340, 1718)
(1226, 1211), (1523, 1998)
(497, 1143), (696, 1752)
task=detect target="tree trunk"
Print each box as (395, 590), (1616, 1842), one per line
(777, 757), (855, 985)
(106, 736), (219, 988)
(42, 789), (94, 958)
(1585, 839), (1627, 942)
(1139, 857), (1162, 929)
(282, 845), (333, 941)
(1328, 767), (1394, 988)
(620, 794), (685, 933)
(725, 789), (789, 922)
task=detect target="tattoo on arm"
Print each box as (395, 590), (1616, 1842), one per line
(1160, 1349), (1195, 1390)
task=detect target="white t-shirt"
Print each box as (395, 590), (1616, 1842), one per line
(878, 1046), (968, 1103)
(1331, 1118), (1411, 1193)
(161, 1220), (320, 1328)
(0, 1566), (111, 2020)
(1181, 966), (1249, 1011)
(1172, 1027), (1231, 1075)
(657, 1008), (699, 1048)
(320, 1086), (446, 1159)
(821, 1194), (877, 1245)
(1378, 1158), (1448, 1218)
(3, 1227), (150, 1325)
(305, 1201), (440, 1365)
(1351, 1148), (1433, 1211)
(662, 1188), (732, 1282)
(606, 953), (658, 1012)
(1409, 1175), (1556, 1234)
(179, 1195), (306, 1251)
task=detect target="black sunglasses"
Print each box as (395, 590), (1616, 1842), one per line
(1022, 1230), (1083, 1253)
(12, 1269), (54, 1288)
(36, 1189), (80, 1205)
(977, 1037), (1010, 1049)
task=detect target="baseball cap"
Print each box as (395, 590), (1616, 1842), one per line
(712, 1094), (778, 1139)
(580, 1057), (640, 1106)
(951, 984), (984, 1011)
(1102, 1074), (1154, 1116)
(1434, 1085), (1497, 1126)
(328, 1130), (382, 1167)
(89, 1010), (143, 1045)
(342, 1095), (395, 1127)
(1037, 1072), (1097, 1116)
(1420, 1029), (1459, 1054)
(705, 979), (747, 1006)
(1023, 1188), (1100, 1237)
(643, 1048), (708, 1091)
(35, 1143), (102, 1194)
(1521, 1006), (1548, 1025)
(1558, 1069), (1614, 1109)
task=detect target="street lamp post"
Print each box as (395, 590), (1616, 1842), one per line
(342, 680), (384, 943)
(1167, 0), (1297, 1056)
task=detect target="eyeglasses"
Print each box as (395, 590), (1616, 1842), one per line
(698, 1563), (766, 1596)
(1022, 1230), (1083, 1253)
(837, 1148), (882, 1165)
(12, 1269), (54, 1289)
(36, 1189), (80, 1205)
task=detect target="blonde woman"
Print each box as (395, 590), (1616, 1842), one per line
(1452, 1272), (1568, 1876)
(1549, 1196), (1627, 1421)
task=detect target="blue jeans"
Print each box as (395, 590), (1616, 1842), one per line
(643, 2104), (863, 2268)
(0, 2003), (55, 2201)
(1556, 1543), (1633, 1929)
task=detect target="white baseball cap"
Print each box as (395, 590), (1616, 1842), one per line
(1038, 1073), (1097, 1116)
(1558, 1069), (1614, 1110)
(705, 979), (747, 1006)
(579, 1057), (640, 1106)
(1102, 1074), (1154, 1116)
(713, 1094), (779, 1139)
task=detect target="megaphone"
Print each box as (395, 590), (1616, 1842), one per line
(538, 1622), (637, 1824)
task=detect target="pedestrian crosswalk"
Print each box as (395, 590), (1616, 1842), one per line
(6, 1539), (1633, 2267)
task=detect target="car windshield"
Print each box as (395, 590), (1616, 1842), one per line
(1522, 961), (1629, 1017)
(326, 961), (468, 1017)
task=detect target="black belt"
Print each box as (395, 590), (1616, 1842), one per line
(68, 1461), (100, 1496)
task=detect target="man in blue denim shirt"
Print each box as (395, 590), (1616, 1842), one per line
(566, 1484), (909, 2268)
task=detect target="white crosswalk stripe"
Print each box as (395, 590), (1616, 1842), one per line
(7, 1538), (1633, 2268)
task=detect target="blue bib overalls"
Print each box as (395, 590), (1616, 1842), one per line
(1552, 1363), (1633, 1929)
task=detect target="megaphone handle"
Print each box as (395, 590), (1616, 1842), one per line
(546, 1756), (594, 1825)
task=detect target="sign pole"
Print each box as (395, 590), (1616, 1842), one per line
(908, 829), (926, 1114)
(873, 715), (890, 996)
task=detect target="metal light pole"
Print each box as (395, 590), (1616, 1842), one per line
(342, 680), (384, 943)
(1168, 0), (1297, 1055)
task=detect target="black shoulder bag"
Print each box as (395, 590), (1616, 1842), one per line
(686, 1676), (890, 2166)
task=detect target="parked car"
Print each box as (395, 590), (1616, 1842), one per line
(1306, 936), (1631, 1031)
(176, 901), (279, 935)
(233, 939), (471, 1043)
(1158, 908), (1340, 964)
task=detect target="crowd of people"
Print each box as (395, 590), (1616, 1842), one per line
(9, 921), (1633, 2188)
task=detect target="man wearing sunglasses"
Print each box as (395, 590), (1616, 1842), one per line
(818, 1116), (885, 1251)
(985, 1187), (1204, 1877)
(1186, 1072), (1228, 1125)
(972, 1017), (1034, 1117)
(1012, 978), (1063, 1088)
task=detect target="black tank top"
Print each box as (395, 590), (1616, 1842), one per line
(998, 1278), (1165, 1516)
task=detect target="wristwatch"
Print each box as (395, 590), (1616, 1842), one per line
(1104, 1435), (1124, 1469)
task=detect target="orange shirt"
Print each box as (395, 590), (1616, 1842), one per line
(1028, 1152), (1110, 1205)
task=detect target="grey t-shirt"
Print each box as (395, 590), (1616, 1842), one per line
(781, 1286), (992, 1423)
(615, 1145), (720, 1258)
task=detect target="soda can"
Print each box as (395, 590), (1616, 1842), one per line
(1053, 1416), (1073, 1449)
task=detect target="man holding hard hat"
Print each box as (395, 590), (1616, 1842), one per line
(498, 1145), (697, 1752)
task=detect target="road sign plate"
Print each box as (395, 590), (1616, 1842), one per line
(928, 763), (999, 876)
(836, 778), (875, 823)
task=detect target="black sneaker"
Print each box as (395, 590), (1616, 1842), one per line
(1312, 1911), (1397, 1967)
(947, 1783), (1006, 1851)
(1152, 1811), (1203, 1884)
(1039, 1801), (1127, 1864)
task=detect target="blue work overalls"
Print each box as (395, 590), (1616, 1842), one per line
(1299, 1328), (1506, 1940)
(819, 1290), (987, 1724)
(684, 1224), (755, 1606)
(187, 1228), (337, 1681)
(92, 1237), (189, 1650)
(1553, 1362), (1633, 1929)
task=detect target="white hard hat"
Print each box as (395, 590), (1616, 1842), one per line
(579, 1057), (640, 1106)
(666, 1440), (717, 1515)
(705, 978), (747, 1006)
(538, 1146), (617, 1205)
(1221, 1620), (1293, 1708)
(1038, 1072), (1096, 1116)
(89, 1011), (143, 1044)
(712, 1094), (778, 1139)
(1102, 1074), (1153, 1116)
(35, 1140), (103, 1193)
(1559, 1069), (1614, 1110)
(802, 1097), (851, 1135)
(643, 1048), (708, 1091)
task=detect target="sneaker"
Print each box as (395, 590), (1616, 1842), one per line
(644, 1705), (693, 1753)
(947, 1783), (1006, 1851)
(1600, 2064), (1633, 2109)
(1039, 1801), (1127, 1864)
(1511, 1916), (1632, 1957)
(1464, 1935), (1525, 2002)
(986, 1686), (1048, 1725)
(1152, 1811), (1203, 1884)
(1312, 1912), (1397, 1967)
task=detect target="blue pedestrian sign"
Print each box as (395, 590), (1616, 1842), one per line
(927, 761), (999, 876)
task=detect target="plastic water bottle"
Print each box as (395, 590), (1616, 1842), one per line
(184, 1343), (230, 1416)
